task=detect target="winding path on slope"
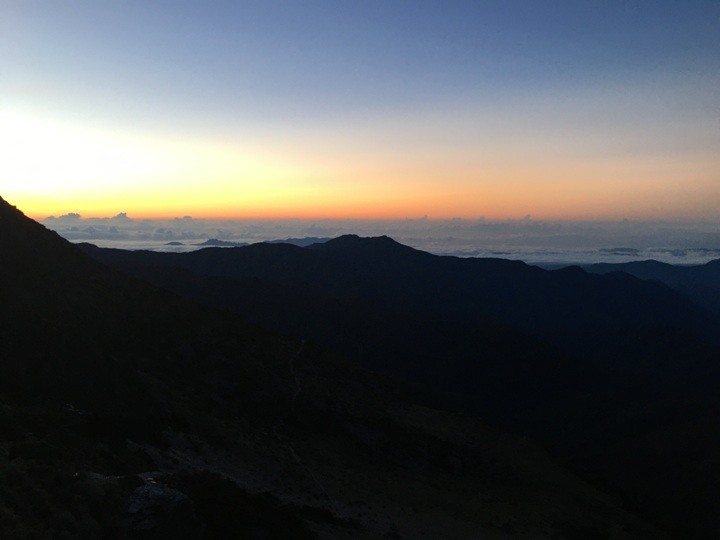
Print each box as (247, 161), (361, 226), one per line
(273, 339), (341, 516)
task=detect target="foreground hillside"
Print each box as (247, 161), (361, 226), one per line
(1, 196), (666, 538)
(79, 234), (720, 538)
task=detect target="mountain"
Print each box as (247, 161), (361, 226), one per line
(1, 197), (667, 538)
(585, 259), (720, 316)
(78, 233), (720, 538)
(81, 234), (719, 388)
(267, 237), (332, 247)
(195, 238), (248, 247)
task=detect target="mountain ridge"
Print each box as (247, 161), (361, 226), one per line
(1, 196), (669, 537)
(77, 228), (720, 537)
(585, 258), (720, 316)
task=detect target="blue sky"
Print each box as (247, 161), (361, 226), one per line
(2, 1), (719, 219)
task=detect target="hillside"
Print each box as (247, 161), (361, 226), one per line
(0, 197), (667, 538)
(78, 233), (720, 538)
(80, 235), (720, 395)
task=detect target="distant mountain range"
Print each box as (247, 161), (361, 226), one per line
(193, 237), (331, 248)
(78, 233), (720, 538)
(584, 259), (720, 317)
(3, 192), (720, 538)
(195, 238), (248, 247)
(267, 236), (332, 247)
(80, 234), (719, 387)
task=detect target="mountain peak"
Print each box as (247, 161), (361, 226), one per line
(310, 234), (421, 256)
(0, 195), (25, 221)
(0, 194), (101, 283)
(1, 195), (55, 248)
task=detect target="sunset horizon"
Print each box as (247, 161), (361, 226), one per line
(2, 1), (718, 224)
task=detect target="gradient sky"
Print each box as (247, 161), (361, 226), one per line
(2, 1), (719, 220)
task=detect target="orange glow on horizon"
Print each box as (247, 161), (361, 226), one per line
(15, 165), (720, 224)
(4, 106), (719, 224)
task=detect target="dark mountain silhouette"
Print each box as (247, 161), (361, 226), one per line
(81, 234), (719, 387)
(267, 236), (332, 247)
(0, 196), (666, 538)
(585, 259), (720, 316)
(195, 238), (247, 247)
(79, 234), (720, 538)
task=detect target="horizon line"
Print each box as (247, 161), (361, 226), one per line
(33, 212), (720, 226)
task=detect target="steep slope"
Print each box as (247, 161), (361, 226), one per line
(0, 197), (664, 538)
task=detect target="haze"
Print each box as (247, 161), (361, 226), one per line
(2, 1), (719, 221)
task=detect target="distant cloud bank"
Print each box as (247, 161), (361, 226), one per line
(42, 213), (720, 266)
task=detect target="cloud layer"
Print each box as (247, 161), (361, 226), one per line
(42, 213), (720, 266)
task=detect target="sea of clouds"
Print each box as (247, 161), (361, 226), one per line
(42, 213), (720, 267)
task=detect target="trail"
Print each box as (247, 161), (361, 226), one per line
(272, 339), (340, 515)
(272, 338), (305, 442)
(289, 338), (304, 403)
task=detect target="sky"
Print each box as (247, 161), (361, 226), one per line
(2, 1), (719, 221)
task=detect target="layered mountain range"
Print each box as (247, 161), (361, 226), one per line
(2, 194), (719, 538)
(79, 231), (720, 537)
(584, 259), (720, 317)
